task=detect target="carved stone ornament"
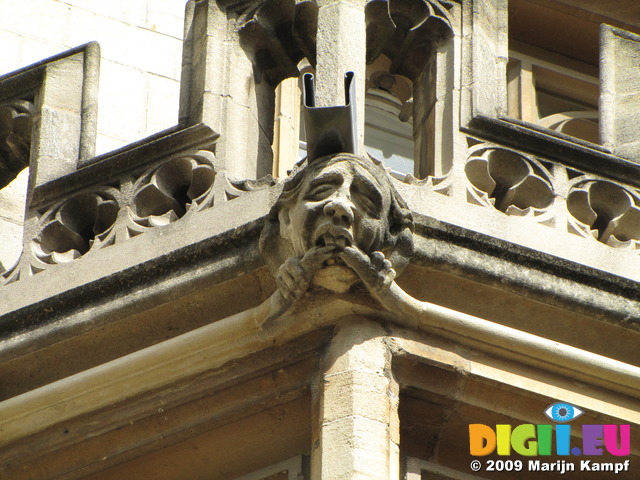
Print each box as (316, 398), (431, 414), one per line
(567, 180), (640, 248)
(33, 191), (119, 264)
(260, 152), (414, 321)
(131, 155), (216, 229)
(465, 146), (554, 217)
(0, 98), (34, 189)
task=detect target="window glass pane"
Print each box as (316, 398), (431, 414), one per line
(364, 89), (414, 175)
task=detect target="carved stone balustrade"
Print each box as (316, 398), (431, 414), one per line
(1, 124), (275, 286)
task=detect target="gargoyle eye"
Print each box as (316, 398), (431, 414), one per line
(544, 403), (584, 423)
(305, 182), (337, 201)
(353, 191), (380, 217)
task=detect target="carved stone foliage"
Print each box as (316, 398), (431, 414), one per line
(0, 98), (35, 189)
(465, 146), (554, 218)
(567, 180), (640, 249)
(366, 0), (454, 79)
(226, 0), (319, 85)
(33, 191), (119, 264)
(131, 154), (216, 230)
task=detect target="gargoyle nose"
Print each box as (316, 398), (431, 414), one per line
(323, 197), (355, 226)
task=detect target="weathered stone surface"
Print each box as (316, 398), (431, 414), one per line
(260, 153), (413, 320)
(601, 25), (640, 161)
(1, 2), (640, 479)
(312, 320), (399, 480)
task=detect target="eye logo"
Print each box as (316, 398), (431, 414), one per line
(544, 402), (584, 423)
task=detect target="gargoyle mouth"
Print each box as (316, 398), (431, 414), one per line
(313, 228), (354, 249)
(314, 227), (353, 266)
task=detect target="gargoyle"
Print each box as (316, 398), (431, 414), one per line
(259, 152), (414, 322)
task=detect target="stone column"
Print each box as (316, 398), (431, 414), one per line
(600, 25), (640, 161)
(22, 43), (99, 188)
(311, 319), (400, 480)
(460, 0), (508, 126)
(179, 0), (273, 179)
(315, 0), (367, 151)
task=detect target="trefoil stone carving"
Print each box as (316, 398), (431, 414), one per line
(567, 180), (640, 249)
(33, 191), (119, 264)
(131, 153), (217, 229)
(2, 144), (278, 284)
(465, 146), (554, 218)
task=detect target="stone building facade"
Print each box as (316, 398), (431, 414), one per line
(0, 0), (639, 479)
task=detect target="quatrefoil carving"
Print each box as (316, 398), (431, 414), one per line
(567, 180), (640, 248)
(465, 147), (554, 216)
(132, 155), (216, 228)
(34, 192), (119, 264)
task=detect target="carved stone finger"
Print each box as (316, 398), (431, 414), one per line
(337, 246), (371, 274)
(279, 262), (305, 297)
(292, 282), (308, 298)
(300, 245), (338, 272)
(371, 251), (388, 271)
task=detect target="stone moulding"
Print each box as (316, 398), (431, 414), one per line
(412, 217), (640, 328)
(31, 123), (218, 209)
(465, 115), (640, 189)
(0, 273), (638, 454)
(461, 138), (640, 252)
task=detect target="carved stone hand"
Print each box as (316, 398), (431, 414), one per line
(276, 245), (337, 301)
(266, 245), (337, 323)
(338, 246), (396, 294)
(338, 245), (420, 318)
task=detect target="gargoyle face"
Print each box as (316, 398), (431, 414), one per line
(260, 153), (413, 284)
(279, 159), (391, 260)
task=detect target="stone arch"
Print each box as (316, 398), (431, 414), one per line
(365, 0), (456, 178)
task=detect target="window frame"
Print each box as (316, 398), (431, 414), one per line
(232, 456), (308, 480)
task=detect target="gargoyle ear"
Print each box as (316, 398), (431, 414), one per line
(278, 207), (292, 238)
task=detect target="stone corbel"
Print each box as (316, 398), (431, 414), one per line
(253, 162), (640, 398)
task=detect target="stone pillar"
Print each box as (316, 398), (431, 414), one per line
(600, 25), (640, 161)
(179, 0), (274, 179)
(24, 43), (100, 188)
(460, 0), (508, 126)
(315, 0), (367, 151)
(311, 319), (400, 480)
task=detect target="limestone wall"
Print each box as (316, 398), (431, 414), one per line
(0, 0), (184, 153)
(0, 0), (185, 270)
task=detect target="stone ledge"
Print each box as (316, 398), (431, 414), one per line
(31, 123), (218, 209)
(465, 115), (640, 186)
(2, 197), (640, 362)
(0, 190), (271, 364)
(412, 215), (640, 328)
